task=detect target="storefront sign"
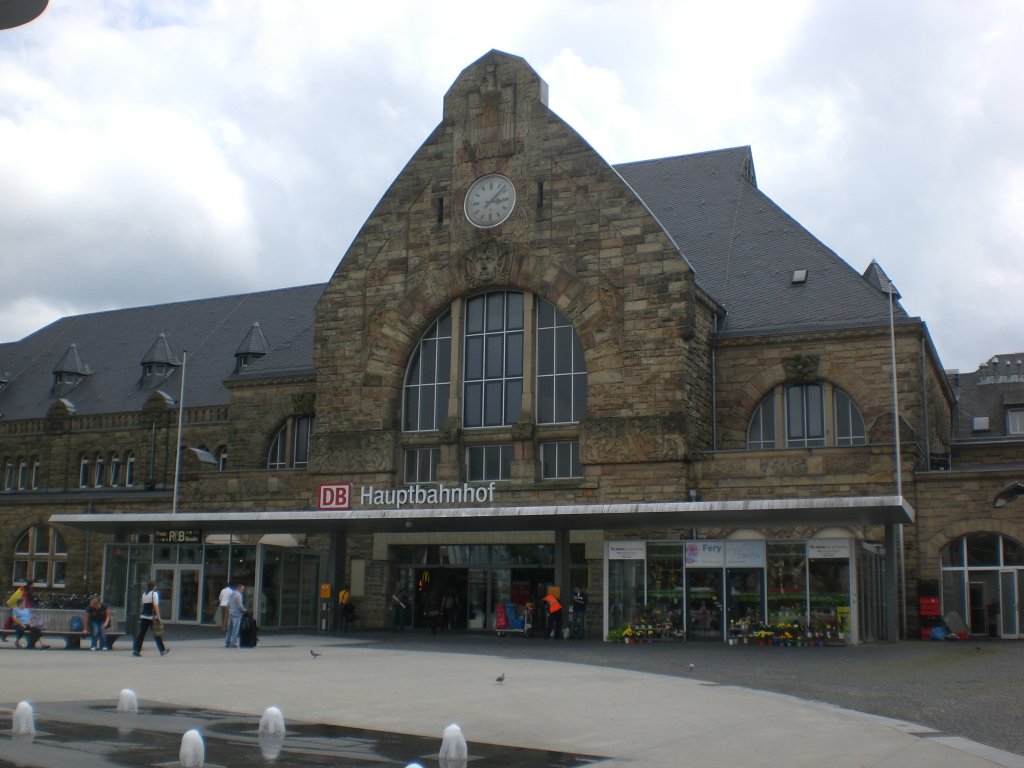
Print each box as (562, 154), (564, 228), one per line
(318, 482), (497, 510)
(155, 529), (202, 544)
(607, 541), (646, 560)
(808, 539), (851, 559)
(685, 540), (725, 566)
(726, 539), (766, 567)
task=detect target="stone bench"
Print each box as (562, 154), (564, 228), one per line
(1, 607), (125, 649)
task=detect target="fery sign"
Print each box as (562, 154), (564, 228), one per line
(318, 482), (497, 510)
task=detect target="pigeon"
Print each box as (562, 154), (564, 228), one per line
(309, 650), (322, 659)
(688, 663), (695, 674)
(495, 673), (505, 684)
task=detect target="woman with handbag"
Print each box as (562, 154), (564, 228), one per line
(132, 580), (169, 657)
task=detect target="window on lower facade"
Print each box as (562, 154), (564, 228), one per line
(747, 382), (865, 449)
(267, 416), (315, 469)
(466, 444), (513, 481)
(13, 525), (67, 588)
(540, 441), (582, 479)
(405, 447), (440, 484)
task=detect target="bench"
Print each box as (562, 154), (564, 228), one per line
(0, 607), (125, 650)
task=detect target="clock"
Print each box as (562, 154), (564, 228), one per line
(464, 174), (516, 228)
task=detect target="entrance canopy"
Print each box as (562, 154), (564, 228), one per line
(50, 495), (914, 535)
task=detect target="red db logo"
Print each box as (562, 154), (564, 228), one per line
(319, 483), (352, 510)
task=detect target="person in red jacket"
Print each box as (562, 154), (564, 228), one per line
(542, 592), (563, 639)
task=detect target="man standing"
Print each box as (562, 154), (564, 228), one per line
(225, 585), (246, 648)
(217, 582), (234, 631)
(570, 584), (588, 639)
(337, 585), (352, 633)
(86, 597), (111, 650)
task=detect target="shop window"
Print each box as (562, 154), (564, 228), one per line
(540, 441), (581, 479)
(747, 383), (865, 449)
(466, 444), (512, 481)
(405, 447), (439, 484)
(12, 525), (67, 588)
(767, 541), (807, 625)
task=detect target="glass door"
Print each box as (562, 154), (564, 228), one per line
(686, 569), (723, 640)
(153, 565), (202, 623)
(1000, 570), (1019, 638)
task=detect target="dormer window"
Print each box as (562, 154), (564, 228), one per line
(235, 321), (271, 373)
(140, 333), (180, 388)
(52, 343), (90, 396)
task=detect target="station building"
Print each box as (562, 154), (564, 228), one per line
(2, 51), (1022, 642)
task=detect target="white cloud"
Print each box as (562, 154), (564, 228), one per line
(1, 0), (1021, 371)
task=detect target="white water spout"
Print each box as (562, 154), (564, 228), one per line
(117, 688), (138, 714)
(439, 722), (468, 760)
(12, 701), (34, 737)
(258, 706), (285, 737)
(179, 728), (205, 768)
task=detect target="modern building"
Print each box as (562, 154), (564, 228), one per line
(2, 51), (1022, 641)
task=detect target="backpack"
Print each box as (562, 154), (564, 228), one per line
(70, 615), (84, 632)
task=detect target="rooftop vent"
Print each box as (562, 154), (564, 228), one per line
(791, 269), (808, 284)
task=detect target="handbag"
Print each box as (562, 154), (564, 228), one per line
(153, 620), (164, 637)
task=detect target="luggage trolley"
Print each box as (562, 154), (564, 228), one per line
(495, 602), (533, 638)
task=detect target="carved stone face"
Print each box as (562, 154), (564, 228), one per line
(464, 239), (511, 286)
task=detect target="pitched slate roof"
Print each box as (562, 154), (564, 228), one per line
(614, 147), (908, 335)
(0, 284), (324, 419)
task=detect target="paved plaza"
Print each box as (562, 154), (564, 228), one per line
(3, 630), (1023, 768)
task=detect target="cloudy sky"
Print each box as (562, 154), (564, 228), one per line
(1, 0), (1021, 372)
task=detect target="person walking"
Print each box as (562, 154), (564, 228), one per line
(542, 591), (563, 640)
(570, 585), (588, 639)
(389, 580), (407, 632)
(132, 580), (169, 657)
(86, 597), (111, 650)
(337, 585), (353, 633)
(225, 585), (246, 648)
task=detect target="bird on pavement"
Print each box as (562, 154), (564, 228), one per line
(688, 663), (695, 674)
(310, 649), (322, 659)
(495, 673), (505, 684)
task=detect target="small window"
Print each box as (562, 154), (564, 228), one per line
(109, 453), (122, 486)
(786, 383), (825, 447)
(17, 457), (28, 490)
(30, 457), (40, 489)
(93, 453), (105, 488)
(540, 441), (582, 479)
(268, 428), (287, 469)
(1008, 408), (1024, 435)
(217, 446), (229, 471)
(834, 388), (866, 446)
(405, 447), (440, 484)
(2, 458), (13, 490)
(267, 416), (315, 469)
(747, 397), (776, 449)
(466, 444), (513, 481)
(124, 451), (136, 487)
(79, 455), (90, 488)
(12, 525), (67, 589)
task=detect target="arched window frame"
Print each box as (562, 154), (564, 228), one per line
(93, 452), (105, 488)
(109, 452), (122, 487)
(124, 451), (136, 487)
(747, 382), (866, 449)
(78, 454), (90, 488)
(12, 525), (68, 588)
(267, 416), (315, 470)
(30, 456), (40, 489)
(401, 291), (588, 483)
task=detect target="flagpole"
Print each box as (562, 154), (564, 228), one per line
(887, 284), (906, 639)
(171, 351), (187, 515)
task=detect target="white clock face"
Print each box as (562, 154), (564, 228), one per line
(464, 174), (516, 228)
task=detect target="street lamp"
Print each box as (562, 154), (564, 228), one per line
(993, 481), (1024, 508)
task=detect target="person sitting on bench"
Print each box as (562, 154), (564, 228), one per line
(11, 597), (48, 649)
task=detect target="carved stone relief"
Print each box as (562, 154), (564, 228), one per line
(319, 431), (395, 473)
(782, 354), (820, 382)
(581, 415), (687, 464)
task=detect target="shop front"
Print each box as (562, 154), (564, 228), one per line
(939, 533), (1024, 639)
(605, 535), (869, 644)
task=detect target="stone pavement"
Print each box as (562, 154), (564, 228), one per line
(2, 630), (1023, 768)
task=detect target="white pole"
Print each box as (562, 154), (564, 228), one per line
(887, 285), (906, 639)
(171, 351), (187, 515)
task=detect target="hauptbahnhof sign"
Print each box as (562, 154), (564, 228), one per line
(318, 482), (497, 511)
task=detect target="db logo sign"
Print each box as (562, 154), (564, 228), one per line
(319, 483), (352, 510)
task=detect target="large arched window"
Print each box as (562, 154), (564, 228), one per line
(12, 525), (67, 588)
(401, 292), (588, 482)
(747, 383), (865, 449)
(940, 534), (1024, 638)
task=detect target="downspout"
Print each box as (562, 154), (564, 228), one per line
(920, 336), (931, 470)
